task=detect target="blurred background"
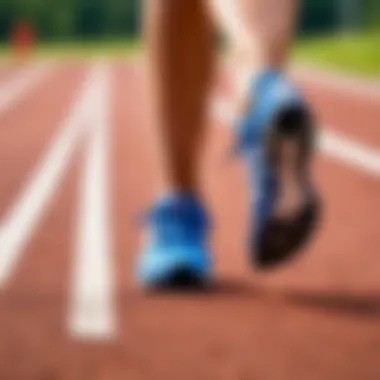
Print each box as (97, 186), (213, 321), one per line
(0, 0), (379, 76)
(0, 1), (379, 379)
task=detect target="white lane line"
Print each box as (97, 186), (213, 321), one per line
(320, 129), (380, 177)
(0, 62), (53, 117)
(293, 65), (380, 102)
(212, 97), (380, 177)
(68, 63), (115, 339)
(0, 64), (96, 288)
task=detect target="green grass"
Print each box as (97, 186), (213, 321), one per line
(294, 32), (380, 77)
(0, 38), (140, 60)
(1, 33), (379, 77)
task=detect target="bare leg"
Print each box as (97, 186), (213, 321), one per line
(208, 0), (299, 102)
(138, 1), (215, 286)
(144, 0), (214, 192)
(207, 0), (319, 268)
(209, 0), (303, 216)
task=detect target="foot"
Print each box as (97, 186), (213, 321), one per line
(136, 192), (212, 288)
(236, 69), (320, 269)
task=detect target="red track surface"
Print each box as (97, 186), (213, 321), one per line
(0, 60), (379, 380)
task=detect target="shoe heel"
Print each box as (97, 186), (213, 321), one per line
(271, 103), (315, 167)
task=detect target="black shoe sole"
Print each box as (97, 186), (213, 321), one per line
(252, 103), (321, 269)
(146, 267), (209, 291)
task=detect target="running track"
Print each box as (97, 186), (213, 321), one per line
(0, 59), (379, 380)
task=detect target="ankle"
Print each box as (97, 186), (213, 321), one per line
(156, 189), (205, 207)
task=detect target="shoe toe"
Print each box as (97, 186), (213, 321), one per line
(137, 246), (211, 288)
(253, 195), (320, 269)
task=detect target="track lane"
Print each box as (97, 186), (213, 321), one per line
(0, 62), (112, 379)
(0, 62), (87, 220)
(0, 145), (84, 380)
(0, 62), (23, 84)
(298, 77), (380, 149)
(0, 60), (378, 379)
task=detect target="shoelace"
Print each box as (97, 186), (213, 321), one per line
(140, 201), (209, 246)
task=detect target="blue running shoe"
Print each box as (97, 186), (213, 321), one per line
(236, 70), (320, 269)
(136, 192), (212, 288)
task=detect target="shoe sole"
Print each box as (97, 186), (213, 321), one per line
(253, 103), (321, 269)
(145, 267), (210, 291)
